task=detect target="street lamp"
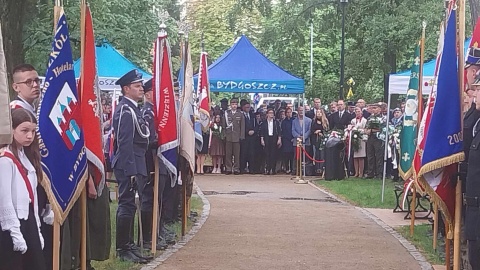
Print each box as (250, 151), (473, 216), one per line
(339, 0), (348, 99)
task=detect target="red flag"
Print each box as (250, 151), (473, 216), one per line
(152, 31), (178, 180)
(78, 5), (105, 194)
(197, 52), (211, 130)
(464, 18), (480, 91)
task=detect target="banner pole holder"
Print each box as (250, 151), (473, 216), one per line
(294, 138), (308, 184)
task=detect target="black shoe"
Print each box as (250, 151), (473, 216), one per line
(145, 239), (167, 250)
(129, 243), (153, 260)
(225, 171), (232, 175)
(117, 249), (149, 264)
(366, 175), (374, 179)
(234, 171), (240, 175)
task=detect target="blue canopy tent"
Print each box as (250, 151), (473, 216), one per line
(73, 43), (151, 91)
(388, 38), (471, 95)
(194, 35), (304, 94)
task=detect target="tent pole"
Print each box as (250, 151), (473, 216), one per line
(303, 93), (306, 178)
(381, 94), (392, 202)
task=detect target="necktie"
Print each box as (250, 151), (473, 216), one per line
(339, 112), (343, 118)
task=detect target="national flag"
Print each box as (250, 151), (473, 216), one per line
(0, 23), (12, 145)
(153, 31), (178, 186)
(78, 5), (105, 194)
(37, 10), (88, 224)
(179, 40), (196, 173)
(197, 52), (211, 131)
(416, 10), (464, 235)
(399, 44), (420, 180)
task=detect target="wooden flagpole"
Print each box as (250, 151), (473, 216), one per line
(180, 36), (188, 237)
(410, 185), (416, 236)
(52, 2), (62, 270)
(446, 224), (451, 270)
(433, 202), (439, 250)
(79, 1), (87, 269)
(454, 0), (465, 269)
(151, 155), (160, 255)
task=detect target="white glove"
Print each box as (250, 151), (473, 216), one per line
(10, 228), (27, 254)
(43, 209), (54, 225)
(39, 232), (44, 250)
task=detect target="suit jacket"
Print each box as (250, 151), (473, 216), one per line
(281, 117), (294, 152)
(329, 110), (353, 130)
(292, 116), (312, 145)
(222, 109), (245, 142)
(112, 97), (149, 177)
(243, 111), (257, 139)
(260, 119), (281, 141)
(305, 108), (323, 119)
(362, 109), (371, 119)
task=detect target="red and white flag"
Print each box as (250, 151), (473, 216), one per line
(153, 30), (178, 184)
(78, 5), (105, 194)
(197, 52), (210, 130)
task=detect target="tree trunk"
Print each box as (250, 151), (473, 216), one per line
(0, 0), (28, 97)
(469, 0), (480, 27)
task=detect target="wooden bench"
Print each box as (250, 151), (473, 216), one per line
(393, 185), (433, 220)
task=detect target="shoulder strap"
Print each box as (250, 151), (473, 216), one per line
(1, 152), (34, 204)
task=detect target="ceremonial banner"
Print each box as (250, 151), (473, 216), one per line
(0, 24), (12, 145)
(37, 10), (88, 224)
(416, 11), (464, 233)
(179, 41), (196, 173)
(78, 6), (105, 194)
(197, 52), (211, 130)
(153, 31), (178, 185)
(399, 44), (421, 180)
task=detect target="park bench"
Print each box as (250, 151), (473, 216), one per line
(393, 184), (433, 220)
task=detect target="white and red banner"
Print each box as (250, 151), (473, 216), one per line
(197, 52), (211, 130)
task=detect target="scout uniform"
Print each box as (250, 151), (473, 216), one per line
(112, 69), (150, 263)
(222, 98), (245, 174)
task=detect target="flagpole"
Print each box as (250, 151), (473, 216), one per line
(79, 1), (87, 269)
(52, 2), (62, 270)
(180, 35), (188, 237)
(454, 1), (465, 269)
(433, 202), (439, 250)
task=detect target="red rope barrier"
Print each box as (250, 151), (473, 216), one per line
(300, 146), (325, 163)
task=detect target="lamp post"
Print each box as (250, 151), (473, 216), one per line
(339, 0), (348, 99)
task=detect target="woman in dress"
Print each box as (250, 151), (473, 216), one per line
(0, 108), (46, 270)
(351, 107), (368, 178)
(209, 114), (225, 174)
(311, 109), (329, 175)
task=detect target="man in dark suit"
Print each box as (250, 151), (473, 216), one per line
(328, 100), (353, 130)
(306, 98), (323, 119)
(112, 69), (151, 263)
(240, 101), (257, 174)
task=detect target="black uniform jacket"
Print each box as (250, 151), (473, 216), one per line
(112, 97), (149, 177)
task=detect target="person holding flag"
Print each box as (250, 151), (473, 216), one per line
(112, 69), (151, 264)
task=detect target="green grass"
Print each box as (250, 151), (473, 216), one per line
(314, 177), (397, 209)
(92, 194), (204, 270)
(397, 224), (445, 265)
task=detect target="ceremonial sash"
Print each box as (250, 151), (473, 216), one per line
(1, 152), (34, 204)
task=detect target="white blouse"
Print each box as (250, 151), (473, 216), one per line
(0, 147), (41, 234)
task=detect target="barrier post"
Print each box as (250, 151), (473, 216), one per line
(293, 138), (308, 184)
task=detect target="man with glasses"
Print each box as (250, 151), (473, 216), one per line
(10, 64), (41, 114)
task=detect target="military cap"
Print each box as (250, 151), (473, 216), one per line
(143, 79), (152, 93)
(393, 107), (402, 112)
(466, 46), (480, 68)
(115, 69), (143, 87)
(347, 101), (355, 107)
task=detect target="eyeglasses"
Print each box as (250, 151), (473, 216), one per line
(15, 78), (41, 87)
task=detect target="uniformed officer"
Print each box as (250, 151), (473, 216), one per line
(139, 79), (173, 251)
(112, 69), (151, 263)
(222, 98), (245, 174)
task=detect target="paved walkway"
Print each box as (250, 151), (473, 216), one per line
(154, 175), (425, 270)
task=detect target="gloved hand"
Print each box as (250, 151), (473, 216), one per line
(10, 228), (27, 254)
(43, 209), (54, 225)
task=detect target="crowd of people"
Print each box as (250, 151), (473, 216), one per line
(199, 97), (406, 181)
